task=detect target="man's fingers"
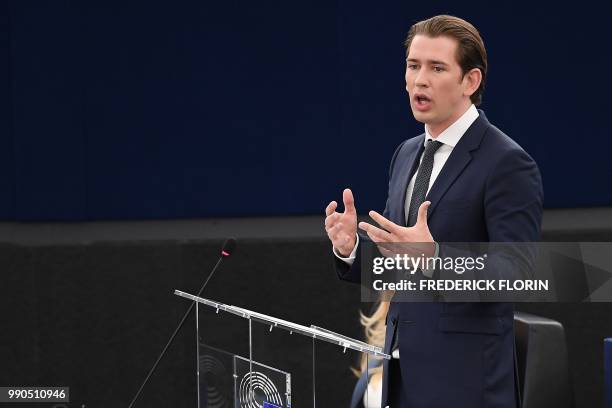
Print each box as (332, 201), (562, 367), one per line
(325, 201), (338, 217)
(359, 221), (391, 242)
(416, 201), (431, 227)
(324, 212), (340, 229)
(342, 188), (356, 214)
(368, 210), (398, 233)
(366, 230), (389, 244)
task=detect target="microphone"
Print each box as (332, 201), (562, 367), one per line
(128, 238), (237, 408)
(221, 237), (237, 258)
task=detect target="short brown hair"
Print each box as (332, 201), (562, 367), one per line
(404, 15), (487, 106)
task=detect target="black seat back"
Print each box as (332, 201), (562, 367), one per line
(514, 312), (574, 408)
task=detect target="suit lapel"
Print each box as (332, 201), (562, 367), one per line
(425, 111), (489, 222)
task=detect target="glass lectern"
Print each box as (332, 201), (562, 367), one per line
(174, 290), (390, 407)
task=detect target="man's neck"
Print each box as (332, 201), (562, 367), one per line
(426, 103), (473, 138)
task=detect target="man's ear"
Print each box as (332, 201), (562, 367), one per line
(462, 68), (482, 97)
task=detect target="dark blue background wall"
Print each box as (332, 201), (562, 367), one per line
(2, 0), (611, 221)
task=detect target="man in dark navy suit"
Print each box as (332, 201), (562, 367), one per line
(325, 15), (543, 408)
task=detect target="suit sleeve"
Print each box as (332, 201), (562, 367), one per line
(484, 147), (544, 243)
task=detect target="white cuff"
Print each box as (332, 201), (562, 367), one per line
(332, 234), (360, 265)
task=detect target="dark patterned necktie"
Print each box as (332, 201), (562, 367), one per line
(406, 139), (443, 226)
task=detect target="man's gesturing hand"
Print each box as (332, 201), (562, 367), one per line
(358, 201), (436, 257)
(325, 188), (358, 257)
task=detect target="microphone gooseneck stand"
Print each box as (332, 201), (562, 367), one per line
(128, 238), (237, 408)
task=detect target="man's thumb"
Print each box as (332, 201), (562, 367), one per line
(417, 201), (430, 226)
(343, 188), (356, 213)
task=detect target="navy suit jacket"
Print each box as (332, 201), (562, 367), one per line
(336, 110), (543, 408)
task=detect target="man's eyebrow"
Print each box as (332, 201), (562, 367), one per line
(406, 58), (450, 66)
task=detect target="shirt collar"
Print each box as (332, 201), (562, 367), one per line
(424, 104), (479, 148)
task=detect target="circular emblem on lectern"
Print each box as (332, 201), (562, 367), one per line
(200, 354), (231, 408)
(238, 371), (283, 408)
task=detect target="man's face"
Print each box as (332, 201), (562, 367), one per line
(405, 35), (472, 134)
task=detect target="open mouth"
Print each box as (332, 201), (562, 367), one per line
(413, 93), (432, 110)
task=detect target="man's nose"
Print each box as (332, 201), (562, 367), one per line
(414, 69), (429, 87)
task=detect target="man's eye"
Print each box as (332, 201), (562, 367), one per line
(407, 64), (418, 70)
(433, 66), (445, 72)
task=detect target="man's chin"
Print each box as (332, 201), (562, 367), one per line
(411, 109), (432, 124)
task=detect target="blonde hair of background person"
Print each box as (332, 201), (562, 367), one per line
(353, 300), (390, 386)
